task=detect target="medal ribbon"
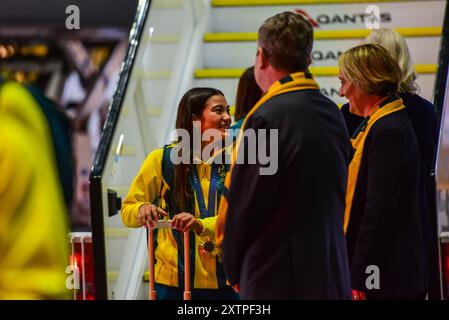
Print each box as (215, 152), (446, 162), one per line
(191, 164), (219, 219)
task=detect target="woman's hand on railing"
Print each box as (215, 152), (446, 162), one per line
(171, 212), (203, 233)
(138, 203), (168, 227)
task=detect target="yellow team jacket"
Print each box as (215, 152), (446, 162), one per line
(121, 147), (225, 289)
(0, 82), (70, 299)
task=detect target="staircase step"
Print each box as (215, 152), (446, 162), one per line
(194, 64), (437, 78)
(105, 228), (130, 238)
(153, 0), (183, 9)
(194, 73), (435, 107)
(209, 1), (445, 32)
(204, 27), (442, 42)
(212, 0), (417, 6)
(203, 38), (440, 68)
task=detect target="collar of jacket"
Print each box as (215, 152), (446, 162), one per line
(230, 71), (319, 172)
(344, 95), (405, 233)
(215, 72), (320, 248)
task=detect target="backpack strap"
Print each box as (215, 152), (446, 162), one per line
(160, 145), (195, 288)
(147, 145), (174, 270)
(161, 145), (174, 186)
(159, 145), (174, 205)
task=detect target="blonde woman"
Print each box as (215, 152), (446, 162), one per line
(340, 28), (438, 298)
(340, 44), (426, 299)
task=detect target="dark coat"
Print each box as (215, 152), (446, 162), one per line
(223, 88), (352, 299)
(341, 93), (438, 294)
(27, 85), (74, 209)
(346, 110), (426, 299)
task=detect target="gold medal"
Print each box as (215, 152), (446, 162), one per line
(203, 241), (215, 253)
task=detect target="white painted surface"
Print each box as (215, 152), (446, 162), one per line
(194, 74), (436, 108)
(209, 1), (445, 32)
(203, 36), (441, 68)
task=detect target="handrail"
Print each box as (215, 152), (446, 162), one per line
(433, 1), (449, 128)
(88, 0), (151, 300)
(430, 0), (449, 300)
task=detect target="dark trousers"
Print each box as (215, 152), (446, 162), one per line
(154, 283), (239, 300)
(366, 291), (427, 300)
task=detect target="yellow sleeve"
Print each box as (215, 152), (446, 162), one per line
(214, 147), (233, 245)
(215, 198), (228, 246)
(0, 121), (34, 248)
(121, 148), (164, 228)
(197, 216), (217, 238)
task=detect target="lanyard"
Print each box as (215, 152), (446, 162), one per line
(191, 164), (219, 219)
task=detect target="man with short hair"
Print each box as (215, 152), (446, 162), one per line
(220, 12), (352, 299)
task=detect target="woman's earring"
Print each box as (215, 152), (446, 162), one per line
(193, 120), (201, 133)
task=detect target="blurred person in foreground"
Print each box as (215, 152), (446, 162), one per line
(340, 44), (426, 299)
(218, 12), (352, 299)
(0, 80), (70, 299)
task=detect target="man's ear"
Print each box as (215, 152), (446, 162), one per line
(257, 47), (269, 69)
(307, 54), (312, 68)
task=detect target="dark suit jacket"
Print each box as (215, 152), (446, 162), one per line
(346, 110), (426, 299)
(223, 88), (352, 299)
(342, 93), (438, 294)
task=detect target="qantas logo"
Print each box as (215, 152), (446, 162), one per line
(315, 12), (391, 25)
(321, 87), (341, 97)
(312, 50), (343, 61)
(294, 7), (391, 27)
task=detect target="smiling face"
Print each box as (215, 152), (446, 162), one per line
(199, 94), (231, 139)
(338, 71), (355, 100)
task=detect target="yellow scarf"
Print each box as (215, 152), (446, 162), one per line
(343, 95), (405, 233)
(216, 72), (320, 245)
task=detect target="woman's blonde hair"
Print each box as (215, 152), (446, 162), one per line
(364, 28), (418, 94)
(339, 43), (402, 96)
